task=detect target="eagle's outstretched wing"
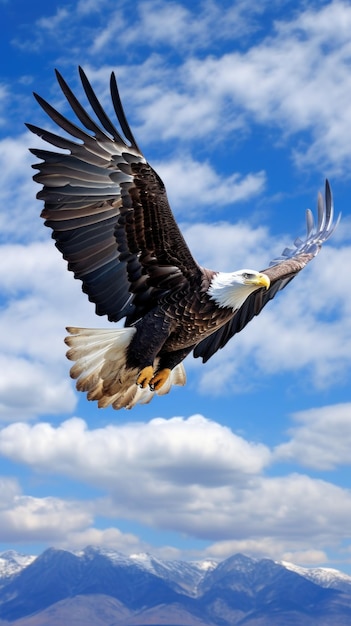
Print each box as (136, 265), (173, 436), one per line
(27, 67), (201, 325)
(194, 181), (340, 362)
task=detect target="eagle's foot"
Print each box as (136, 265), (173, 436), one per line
(136, 365), (155, 389)
(150, 368), (171, 391)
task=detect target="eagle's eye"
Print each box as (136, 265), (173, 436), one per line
(242, 272), (254, 280)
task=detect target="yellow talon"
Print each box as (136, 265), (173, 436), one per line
(150, 368), (171, 391)
(136, 365), (154, 388)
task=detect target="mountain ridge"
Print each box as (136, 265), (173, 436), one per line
(0, 547), (351, 625)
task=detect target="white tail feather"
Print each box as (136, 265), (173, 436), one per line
(65, 327), (186, 410)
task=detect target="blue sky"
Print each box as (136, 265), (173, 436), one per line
(0, 0), (351, 572)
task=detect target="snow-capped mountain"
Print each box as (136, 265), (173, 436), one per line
(0, 551), (36, 583)
(73, 545), (217, 595)
(0, 548), (351, 625)
(281, 560), (351, 593)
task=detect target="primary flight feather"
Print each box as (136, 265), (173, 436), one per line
(27, 67), (340, 409)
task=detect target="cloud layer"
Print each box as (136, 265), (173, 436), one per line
(0, 412), (350, 563)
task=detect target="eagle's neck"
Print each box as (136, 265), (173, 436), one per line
(207, 272), (256, 311)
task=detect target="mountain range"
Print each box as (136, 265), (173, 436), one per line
(0, 547), (351, 625)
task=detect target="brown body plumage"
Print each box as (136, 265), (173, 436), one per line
(27, 68), (340, 409)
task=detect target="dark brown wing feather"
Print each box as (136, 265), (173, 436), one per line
(27, 67), (200, 323)
(194, 181), (340, 362)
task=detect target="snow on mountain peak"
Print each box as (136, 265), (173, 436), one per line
(281, 560), (351, 590)
(191, 559), (218, 572)
(0, 551), (36, 580)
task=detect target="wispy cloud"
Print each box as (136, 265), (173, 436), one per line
(11, 1), (351, 176)
(156, 157), (266, 213)
(36, 8), (70, 31)
(89, 0), (268, 54)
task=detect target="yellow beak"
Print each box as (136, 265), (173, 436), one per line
(252, 273), (270, 289)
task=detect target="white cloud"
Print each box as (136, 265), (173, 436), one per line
(182, 1), (351, 174)
(275, 403), (351, 470)
(60, 526), (146, 553)
(203, 538), (329, 567)
(1, 415), (351, 560)
(76, 2), (347, 176)
(0, 134), (42, 241)
(0, 416), (271, 483)
(8, 0), (351, 179)
(0, 83), (9, 126)
(156, 157), (266, 214)
(136, 1), (198, 48)
(77, 0), (110, 16)
(282, 550), (329, 567)
(77, 1), (351, 180)
(182, 220), (275, 270)
(0, 477), (177, 557)
(89, 0), (267, 55)
(0, 241), (102, 419)
(90, 11), (127, 53)
(0, 476), (20, 503)
(132, 77), (227, 143)
(36, 8), (70, 31)
(57, 526), (185, 561)
(0, 476), (92, 542)
(23, 0), (351, 181)
(0, 355), (75, 421)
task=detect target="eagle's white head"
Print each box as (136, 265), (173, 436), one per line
(208, 269), (270, 311)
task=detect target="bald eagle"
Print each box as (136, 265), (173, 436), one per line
(27, 68), (340, 409)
